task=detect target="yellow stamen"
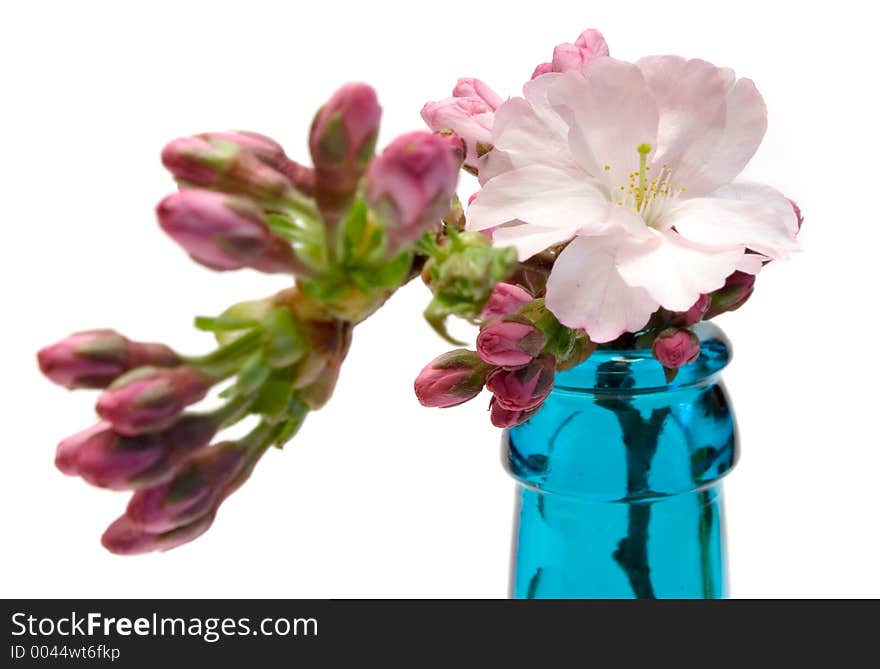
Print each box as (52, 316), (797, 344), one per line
(636, 143), (652, 210)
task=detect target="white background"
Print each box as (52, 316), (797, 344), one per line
(2, 0), (877, 598)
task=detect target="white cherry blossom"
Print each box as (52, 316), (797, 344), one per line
(468, 56), (799, 342)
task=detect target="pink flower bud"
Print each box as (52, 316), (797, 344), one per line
(476, 320), (546, 367)
(96, 366), (214, 436)
(676, 294), (711, 327)
(56, 415), (219, 490)
(480, 283), (533, 322)
(196, 131), (317, 196)
(198, 131), (286, 168)
(452, 78), (504, 110)
(530, 62), (554, 79)
(101, 511), (216, 555)
(704, 270), (757, 319)
(309, 83), (382, 225)
(652, 328), (701, 370)
(531, 29), (610, 79)
(421, 89), (497, 173)
(489, 398), (539, 428)
(414, 349), (490, 408)
(124, 443), (249, 534)
(37, 330), (179, 390)
(367, 131), (461, 250)
(161, 136), (294, 203)
(157, 190), (298, 273)
(486, 354), (555, 411)
(101, 442), (256, 554)
(56, 422), (160, 486)
(161, 136), (217, 183)
(435, 130), (467, 168)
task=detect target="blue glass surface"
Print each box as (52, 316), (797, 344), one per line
(505, 322), (737, 598)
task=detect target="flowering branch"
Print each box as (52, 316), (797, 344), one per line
(38, 83), (464, 554)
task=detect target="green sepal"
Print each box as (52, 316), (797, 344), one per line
(235, 352), (271, 396)
(316, 112), (347, 163)
(339, 198), (390, 267)
(341, 198), (368, 258)
(354, 130), (378, 167)
(424, 300), (467, 346)
(261, 307), (308, 369)
(194, 315), (261, 333)
(191, 329), (263, 378)
(555, 332), (597, 371)
(210, 298), (273, 346)
(299, 275), (349, 303)
(250, 371), (296, 421)
(273, 397), (310, 449)
(265, 213), (327, 272)
(373, 249), (413, 289)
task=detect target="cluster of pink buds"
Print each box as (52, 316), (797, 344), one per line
(38, 328), (258, 553)
(421, 29), (610, 179)
(39, 82), (465, 554)
(102, 437), (263, 554)
(415, 282), (593, 427)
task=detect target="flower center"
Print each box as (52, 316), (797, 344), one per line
(607, 144), (687, 228)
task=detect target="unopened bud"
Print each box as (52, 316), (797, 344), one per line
(480, 282), (533, 322)
(489, 397), (539, 428)
(38, 330), (178, 389)
(124, 442), (249, 534)
(704, 270), (756, 319)
(675, 294), (711, 327)
(157, 190), (300, 273)
(96, 366), (214, 436)
(476, 319), (546, 368)
(367, 131), (462, 252)
(486, 354), (555, 411)
(652, 328), (701, 370)
(414, 349), (490, 408)
(199, 131), (316, 196)
(422, 78), (501, 173)
(161, 134), (296, 204)
(56, 414), (219, 490)
(101, 510), (216, 555)
(309, 83), (382, 225)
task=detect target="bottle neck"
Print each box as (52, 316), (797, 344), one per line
(505, 322), (736, 501)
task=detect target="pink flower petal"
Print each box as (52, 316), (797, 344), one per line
(547, 60), (659, 190)
(615, 230), (744, 312)
(467, 164), (609, 236)
(635, 56), (727, 186)
(545, 235), (658, 343)
(666, 181), (800, 260)
(683, 78), (767, 195)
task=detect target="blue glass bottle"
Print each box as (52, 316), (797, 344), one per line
(505, 322), (736, 599)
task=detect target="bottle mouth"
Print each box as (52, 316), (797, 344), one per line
(552, 322), (732, 394)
